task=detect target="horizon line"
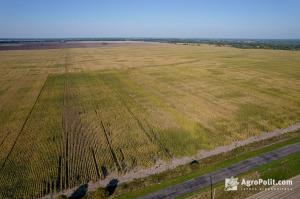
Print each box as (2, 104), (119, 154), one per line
(1, 37), (300, 41)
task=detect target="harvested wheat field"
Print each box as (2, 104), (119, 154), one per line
(0, 43), (299, 198)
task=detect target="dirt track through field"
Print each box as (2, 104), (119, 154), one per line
(41, 122), (300, 199)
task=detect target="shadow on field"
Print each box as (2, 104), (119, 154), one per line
(69, 184), (88, 199)
(101, 166), (108, 178)
(105, 179), (119, 195)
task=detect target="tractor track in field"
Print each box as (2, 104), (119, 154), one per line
(61, 53), (86, 190)
(41, 122), (300, 199)
(121, 99), (172, 159)
(65, 70), (126, 179)
(100, 120), (123, 172)
(91, 148), (101, 179)
(85, 73), (125, 174)
(0, 74), (48, 171)
(0, 69), (35, 152)
(89, 71), (169, 172)
(59, 53), (110, 191)
(101, 74), (173, 159)
(61, 55), (71, 189)
(61, 54), (88, 190)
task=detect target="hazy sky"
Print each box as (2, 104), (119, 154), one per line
(0, 0), (300, 38)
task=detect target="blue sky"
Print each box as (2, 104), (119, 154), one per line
(0, 0), (300, 38)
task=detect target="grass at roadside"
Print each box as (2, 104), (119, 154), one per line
(82, 129), (300, 199)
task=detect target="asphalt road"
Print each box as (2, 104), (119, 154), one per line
(139, 142), (300, 199)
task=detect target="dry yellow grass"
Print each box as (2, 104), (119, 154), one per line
(0, 43), (299, 198)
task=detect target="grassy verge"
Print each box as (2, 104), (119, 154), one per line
(82, 129), (300, 199)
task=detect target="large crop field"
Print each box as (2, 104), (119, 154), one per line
(0, 43), (299, 198)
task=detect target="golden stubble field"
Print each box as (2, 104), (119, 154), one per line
(0, 43), (299, 198)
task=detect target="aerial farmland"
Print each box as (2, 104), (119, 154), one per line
(0, 42), (299, 198)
